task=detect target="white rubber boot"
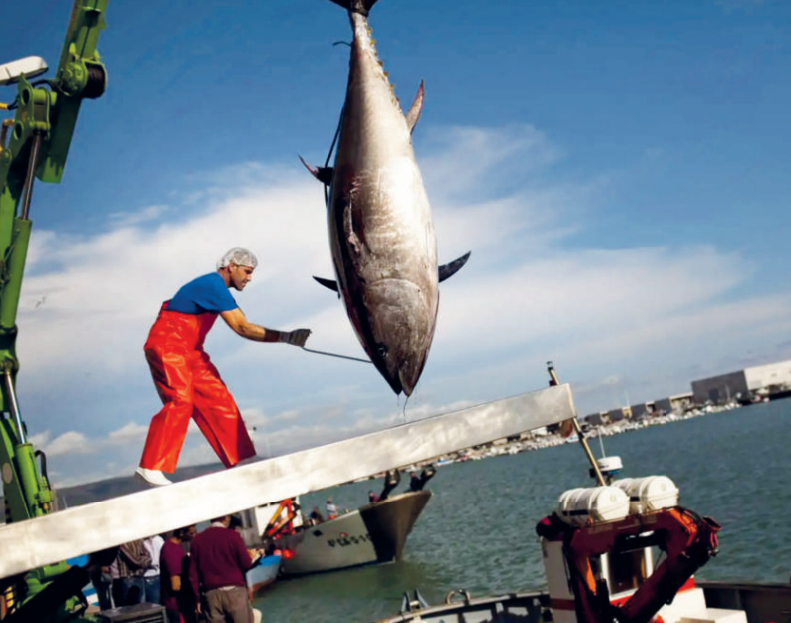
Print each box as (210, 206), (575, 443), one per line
(134, 467), (172, 487)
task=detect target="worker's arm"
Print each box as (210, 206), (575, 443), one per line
(220, 308), (311, 346)
(170, 575), (181, 592)
(232, 531), (255, 571)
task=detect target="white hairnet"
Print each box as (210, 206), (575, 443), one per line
(217, 247), (258, 269)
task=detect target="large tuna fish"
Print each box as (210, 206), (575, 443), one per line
(304, 0), (469, 396)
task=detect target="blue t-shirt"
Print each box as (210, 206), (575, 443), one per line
(166, 272), (238, 315)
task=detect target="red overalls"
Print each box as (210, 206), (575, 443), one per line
(139, 302), (256, 473)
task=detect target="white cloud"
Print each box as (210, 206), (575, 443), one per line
(108, 204), (168, 227)
(39, 432), (92, 457)
(108, 422), (150, 442)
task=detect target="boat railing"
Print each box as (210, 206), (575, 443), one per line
(374, 589), (550, 623)
(698, 580), (791, 623)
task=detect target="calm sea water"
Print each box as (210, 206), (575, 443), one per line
(253, 400), (791, 622)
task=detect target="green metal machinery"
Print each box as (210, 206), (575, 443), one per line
(0, 1), (110, 620)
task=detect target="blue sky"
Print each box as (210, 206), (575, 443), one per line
(3, 0), (790, 486)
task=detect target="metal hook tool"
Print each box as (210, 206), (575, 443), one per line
(302, 346), (371, 364)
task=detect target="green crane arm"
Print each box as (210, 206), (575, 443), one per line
(0, 0), (109, 523)
(0, 2), (110, 620)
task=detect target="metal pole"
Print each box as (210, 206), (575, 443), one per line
(20, 133), (42, 221)
(3, 369), (26, 444)
(547, 361), (605, 486)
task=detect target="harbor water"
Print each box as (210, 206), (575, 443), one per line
(253, 399), (791, 622)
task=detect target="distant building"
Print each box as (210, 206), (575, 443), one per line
(607, 408), (626, 422)
(691, 360), (791, 405)
(691, 371), (747, 404)
(654, 392), (693, 415)
(584, 412), (605, 426)
(630, 402), (654, 420)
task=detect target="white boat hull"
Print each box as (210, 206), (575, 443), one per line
(276, 490), (431, 576)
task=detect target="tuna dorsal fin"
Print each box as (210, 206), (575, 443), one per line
(438, 251), (472, 283)
(327, 0), (379, 16)
(313, 276), (341, 298)
(405, 81), (425, 134)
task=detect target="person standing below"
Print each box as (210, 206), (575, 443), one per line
(116, 540), (152, 606)
(326, 498), (338, 520)
(135, 248), (312, 486)
(307, 507), (324, 525)
(189, 515), (262, 623)
(109, 556), (122, 610)
(143, 534), (165, 605)
(87, 561), (113, 610)
(160, 525), (196, 623)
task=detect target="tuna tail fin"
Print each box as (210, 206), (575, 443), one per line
(405, 81), (425, 134)
(327, 0), (379, 16)
(438, 251), (472, 283)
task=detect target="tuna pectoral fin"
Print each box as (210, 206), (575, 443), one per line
(313, 276), (341, 298)
(405, 81), (425, 134)
(328, 0), (379, 15)
(438, 251), (472, 283)
(299, 155), (333, 185)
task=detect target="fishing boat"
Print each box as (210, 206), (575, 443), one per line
(246, 553), (281, 595)
(237, 469), (434, 578)
(275, 489), (431, 577)
(378, 582), (791, 623)
(375, 462), (791, 623)
(371, 365), (791, 623)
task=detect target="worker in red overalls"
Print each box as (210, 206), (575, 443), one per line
(135, 248), (311, 486)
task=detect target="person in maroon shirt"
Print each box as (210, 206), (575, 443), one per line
(160, 525), (196, 623)
(189, 516), (262, 623)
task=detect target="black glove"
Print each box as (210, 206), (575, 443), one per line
(280, 328), (311, 347)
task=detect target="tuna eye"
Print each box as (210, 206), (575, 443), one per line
(377, 345), (388, 358)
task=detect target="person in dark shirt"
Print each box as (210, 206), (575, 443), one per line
(160, 525), (196, 623)
(308, 507), (324, 525)
(135, 247), (312, 487)
(189, 515), (262, 623)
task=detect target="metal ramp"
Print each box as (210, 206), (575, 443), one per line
(0, 383), (575, 580)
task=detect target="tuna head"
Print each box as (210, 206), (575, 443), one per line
(352, 277), (439, 396)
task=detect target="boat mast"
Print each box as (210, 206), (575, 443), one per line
(547, 361), (606, 486)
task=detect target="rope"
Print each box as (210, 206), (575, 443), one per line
(322, 107), (343, 207)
